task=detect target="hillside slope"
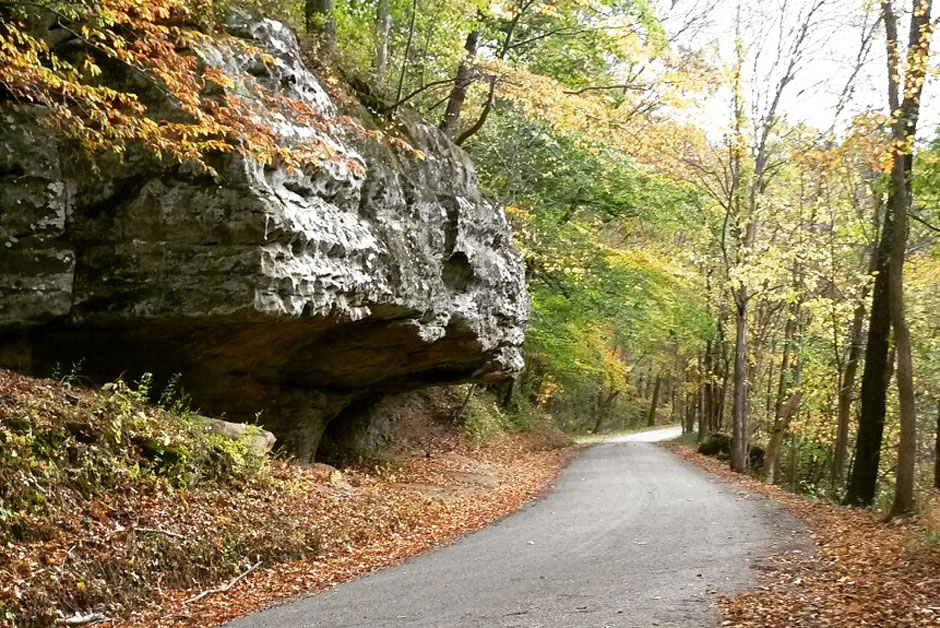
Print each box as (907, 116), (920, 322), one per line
(0, 370), (569, 628)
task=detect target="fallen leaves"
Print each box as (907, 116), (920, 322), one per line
(112, 432), (571, 628)
(666, 442), (940, 627)
(0, 369), (572, 628)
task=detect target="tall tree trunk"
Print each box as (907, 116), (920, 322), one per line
(701, 344), (713, 441)
(774, 311), (795, 421)
(440, 31), (479, 137)
(764, 365), (803, 483)
(730, 292), (750, 472)
(845, 219), (892, 506)
(887, 190), (917, 517)
(696, 353), (705, 441)
(373, 0), (391, 83)
(934, 400), (940, 490)
(647, 375), (662, 427)
(884, 0), (931, 518)
(764, 305), (801, 483)
(832, 304), (865, 493)
(719, 329), (730, 432)
(671, 375), (679, 424)
(305, 0), (336, 51)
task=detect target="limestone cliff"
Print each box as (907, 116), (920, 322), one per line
(0, 13), (527, 460)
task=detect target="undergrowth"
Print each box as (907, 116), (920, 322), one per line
(460, 386), (569, 449)
(0, 371), (570, 628)
(0, 370), (298, 626)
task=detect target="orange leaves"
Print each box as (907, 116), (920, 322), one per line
(0, 0), (345, 174)
(0, 369), (571, 628)
(109, 435), (569, 628)
(668, 443), (940, 628)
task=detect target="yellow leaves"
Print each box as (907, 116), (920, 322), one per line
(0, 0), (347, 174)
(80, 56), (102, 79)
(535, 376), (562, 404)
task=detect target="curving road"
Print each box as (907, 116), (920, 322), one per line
(227, 428), (803, 628)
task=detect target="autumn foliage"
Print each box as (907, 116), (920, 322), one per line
(669, 442), (940, 628)
(0, 0), (344, 172)
(0, 370), (569, 628)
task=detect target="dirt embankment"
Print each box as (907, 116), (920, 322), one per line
(0, 370), (571, 628)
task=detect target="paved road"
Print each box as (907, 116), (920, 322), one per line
(607, 425), (683, 443)
(227, 433), (802, 628)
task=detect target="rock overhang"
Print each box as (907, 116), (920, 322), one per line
(0, 11), (528, 460)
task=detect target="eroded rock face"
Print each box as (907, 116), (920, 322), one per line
(0, 13), (527, 460)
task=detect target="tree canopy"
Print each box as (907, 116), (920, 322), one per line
(2, 0), (939, 516)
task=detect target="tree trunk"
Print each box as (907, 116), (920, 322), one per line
(774, 311), (794, 421)
(700, 346), (712, 441)
(789, 433), (799, 492)
(305, 0), (336, 51)
(718, 343), (730, 431)
(671, 375), (679, 424)
(884, 0), (930, 518)
(832, 303), (866, 494)
(696, 353), (705, 441)
(440, 31), (479, 137)
(764, 378), (802, 484)
(647, 375), (662, 427)
(934, 399), (940, 490)
(373, 0), (391, 83)
(394, 0), (419, 104)
(764, 307), (801, 483)
(844, 219), (892, 506)
(887, 189), (917, 517)
(730, 293), (749, 472)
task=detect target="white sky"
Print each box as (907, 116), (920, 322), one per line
(655, 0), (939, 141)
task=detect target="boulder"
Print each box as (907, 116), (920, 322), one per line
(697, 433), (764, 470)
(202, 417), (277, 457)
(0, 12), (527, 461)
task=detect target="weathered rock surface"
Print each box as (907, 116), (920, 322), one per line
(320, 387), (460, 460)
(0, 13), (527, 460)
(202, 417), (277, 457)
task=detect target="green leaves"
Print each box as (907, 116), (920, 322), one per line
(471, 107), (706, 429)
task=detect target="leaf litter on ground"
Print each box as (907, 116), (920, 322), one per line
(0, 369), (572, 628)
(666, 441), (940, 628)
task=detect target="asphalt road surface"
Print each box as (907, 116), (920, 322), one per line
(227, 429), (802, 628)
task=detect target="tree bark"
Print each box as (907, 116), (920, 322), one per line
(934, 399), (940, 490)
(764, 372), (803, 483)
(730, 292), (749, 473)
(305, 0), (336, 51)
(885, 0), (931, 519)
(700, 344), (712, 441)
(440, 31), (480, 137)
(373, 0), (391, 83)
(844, 219), (892, 506)
(764, 305), (801, 483)
(832, 303), (865, 493)
(696, 353), (705, 441)
(647, 375), (662, 427)
(789, 433), (800, 491)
